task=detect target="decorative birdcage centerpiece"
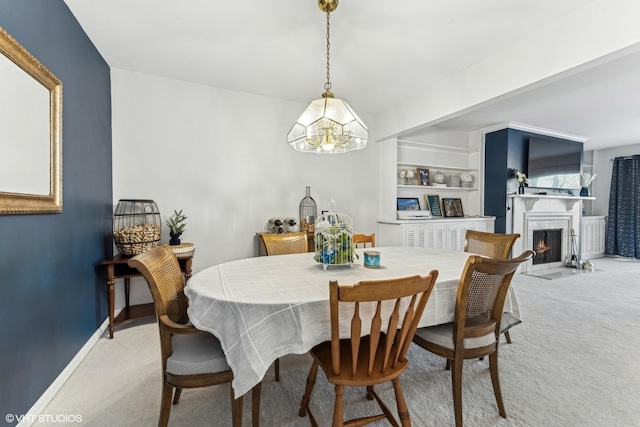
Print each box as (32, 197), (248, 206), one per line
(314, 198), (356, 269)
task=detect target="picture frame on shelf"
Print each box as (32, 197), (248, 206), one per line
(442, 198), (464, 217)
(425, 195), (442, 217)
(417, 168), (430, 186)
(397, 197), (421, 211)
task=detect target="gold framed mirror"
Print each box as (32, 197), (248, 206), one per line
(0, 26), (62, 214)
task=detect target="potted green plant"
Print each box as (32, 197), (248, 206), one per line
(166, 209), (187, 245)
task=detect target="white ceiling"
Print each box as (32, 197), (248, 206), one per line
(63, 0), (640, 151)
(430, 47), (640, 151)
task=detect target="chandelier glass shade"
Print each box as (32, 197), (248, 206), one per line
(288, 94), (368, 154)
(287, 0), (368, 154)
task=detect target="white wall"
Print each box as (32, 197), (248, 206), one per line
(111, 69), (380, 302)
(591, 142), (640, 216)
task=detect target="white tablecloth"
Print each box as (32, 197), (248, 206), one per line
(184, 247), (520, 396)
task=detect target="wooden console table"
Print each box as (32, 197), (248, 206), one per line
(100, 253), (193, 338)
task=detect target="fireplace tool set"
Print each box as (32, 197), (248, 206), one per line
(565, 229), (580, 268)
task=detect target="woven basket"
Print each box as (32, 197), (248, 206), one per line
(170, 242), (195, 257)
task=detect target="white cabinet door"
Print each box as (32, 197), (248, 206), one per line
(581, 216), (606, 259)
(425, 223), (448, 249)
(405, 223), (446, 248)
(404, 225), (422, 247)
(447, 225), (462, 251)
(448, 220), (493, 251)
(402, 219), (494, 251)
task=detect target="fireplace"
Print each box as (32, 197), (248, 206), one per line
(532, 229), (562, 265)
(507, 194), (583, 273)
(525, 214), (572, 272)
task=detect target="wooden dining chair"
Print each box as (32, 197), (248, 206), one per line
(412, 251), (535, 427)
(463, 230), (521, 343)
(129, 245), (261, 427)
(299, 271), (439, 427)
(260, 231), (309, 380)
(352, 233), (376, 248)
(464, 230), (520, 259)
(260, 231), (308, 255)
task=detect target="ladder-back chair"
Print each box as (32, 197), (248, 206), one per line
(352, 233), (376, 249)
(299, 271), (439, 427)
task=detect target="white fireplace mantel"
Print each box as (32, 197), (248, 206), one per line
(507, 194), (595, 212)
(507, 194), (595, 273)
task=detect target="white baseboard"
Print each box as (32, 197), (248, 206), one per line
(17, 312), (119, 427)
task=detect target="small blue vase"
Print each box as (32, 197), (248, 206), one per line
(580, 187), (589, 197)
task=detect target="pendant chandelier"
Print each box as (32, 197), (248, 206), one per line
(287, 0), (368, 154)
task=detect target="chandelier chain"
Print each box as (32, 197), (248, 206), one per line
(325, 10), (331, 92)
(286, 0), (368, 153)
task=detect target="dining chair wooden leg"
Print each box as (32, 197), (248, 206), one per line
(159, 383), (173, 427)
(299, 360), (319, 417)
(452, 358), (464, 427)
(230, 387), (244, 427)
(274, 358), (280, 381)
(252, 382), (262, 427)
(333, 384), (345, 427)
(446, 359), (451, 370)
(489, 352), (506, 418)
(366, 385), (375, 400)
(392, 377), (411, 427)
(172, 387), (182, 404)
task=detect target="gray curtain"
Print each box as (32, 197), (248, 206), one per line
(605, 155), (640, 258)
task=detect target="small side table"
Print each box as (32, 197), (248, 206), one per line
(100, 253), (193, 338)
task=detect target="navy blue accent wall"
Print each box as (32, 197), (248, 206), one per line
(505, 129), (530, 173)
(0, 1), (112, 422)
(484, 129), (510, 233)
(484, 127), (579, 232)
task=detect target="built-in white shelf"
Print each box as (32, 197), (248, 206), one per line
(397, 185), (478, 191)
(397, 162), (480, 173)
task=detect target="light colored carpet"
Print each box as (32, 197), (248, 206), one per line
(34, 256), (640, 427)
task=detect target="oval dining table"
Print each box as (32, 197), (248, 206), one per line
(184, 246), (520, 397)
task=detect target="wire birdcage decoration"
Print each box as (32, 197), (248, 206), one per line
(314, 198), (355, 270)
(112, 199), (162, 255)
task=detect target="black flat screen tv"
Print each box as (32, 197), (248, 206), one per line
(527, 137), (582, 190)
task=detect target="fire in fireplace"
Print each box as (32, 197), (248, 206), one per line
(532, 229), (562, 265)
